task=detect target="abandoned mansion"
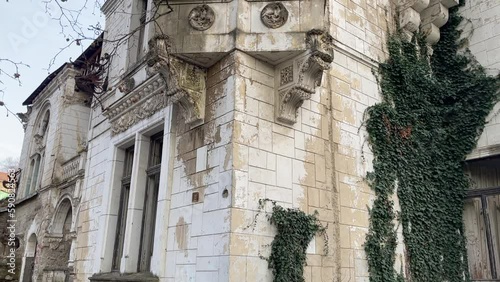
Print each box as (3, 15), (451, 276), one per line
(1, 0), (499, 281)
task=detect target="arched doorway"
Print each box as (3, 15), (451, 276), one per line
(23, 233), (37, 282)
(45, 198), (73, 281)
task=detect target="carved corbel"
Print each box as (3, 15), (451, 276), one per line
(146, 35), (207, 127)
(398, 0), (458, 45)
(275, 30), (334, 125)
(17, 106), (32, 131)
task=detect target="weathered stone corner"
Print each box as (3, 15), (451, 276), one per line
(275, 29), (334, 125)
(146, 35), (207, 127)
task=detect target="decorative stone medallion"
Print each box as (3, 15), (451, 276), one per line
(188, 4), (215, 31)
(261, 3), (288, 29)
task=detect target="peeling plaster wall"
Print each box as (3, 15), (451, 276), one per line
(462, 0), (500, 159)
(225, 50), (339, 281)
(162, 53), (239, 282)
(327, 0), (405, 281)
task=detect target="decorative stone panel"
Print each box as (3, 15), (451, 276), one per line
(275, 29), (334, 125)
(103, 75), (167, 135)
(399, 0), (459, 44)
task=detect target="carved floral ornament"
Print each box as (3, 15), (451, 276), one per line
(188, 4), (215, 31)
(103, 35), (207, 135)
(276, 29), (334, 125)
(261, 2), (288, 29)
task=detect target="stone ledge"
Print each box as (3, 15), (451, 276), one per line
(89, 272), (159, 282)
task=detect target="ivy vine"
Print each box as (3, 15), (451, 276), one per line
(364, 1), (500, 282)
(255, 199), (327, 282)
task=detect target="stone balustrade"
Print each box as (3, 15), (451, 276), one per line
(61, 156), (81, 182)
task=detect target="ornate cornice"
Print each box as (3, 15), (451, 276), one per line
(103, 75), (166, 135)
(103, 36), (207, 134)
(275, 29), (334, 125)
(146, 35), (207, 127)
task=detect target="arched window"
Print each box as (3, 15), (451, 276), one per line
(25, 159), (35, 196)
(25, 154), (41, 196)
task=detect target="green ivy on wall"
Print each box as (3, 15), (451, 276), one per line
(256, 199), (327, 282)
(364, 1), (500, 281)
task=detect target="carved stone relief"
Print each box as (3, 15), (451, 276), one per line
(275, 29), (334, 125)
(104, 35), (207, 135)
(280, 65), (293, 86)
(33, 133), (46, 152)
(117, 77), (135, 94)
(188, 4), (215, 31)
(104, 76), (166, 135)
(146, 35), (207, 127)
(261, 3), (288, 29)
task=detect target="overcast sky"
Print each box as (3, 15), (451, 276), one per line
(0, 1), (103, 163)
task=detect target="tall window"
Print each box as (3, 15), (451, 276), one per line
(25, 154), (41, 197)
(138, 132), (163, 272)
(112, 146), (135, 271)
(128, 0), (148, 67)
(25, 159), (35, 196)
(137, 0), (147, 60)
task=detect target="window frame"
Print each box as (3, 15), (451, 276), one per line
(112, 146), (135, 271)
(137, 131), (163, 272)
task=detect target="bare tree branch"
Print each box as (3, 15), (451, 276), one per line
(0, 59), (30, 89)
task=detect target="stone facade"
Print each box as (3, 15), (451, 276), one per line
(5, 0), (500, 281)
(76, 0), (398, 281)
(0, 45), (100, 281)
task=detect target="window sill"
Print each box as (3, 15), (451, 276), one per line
(89, 272), (158, 282)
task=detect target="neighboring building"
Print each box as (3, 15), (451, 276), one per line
(6, 0), (500, 281)
(0, 40), (102, 282)
(0, 172), (11, 201)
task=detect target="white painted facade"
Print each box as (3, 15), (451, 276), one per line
(75, 0), (462, 281)
(5, 0), (499, 281)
